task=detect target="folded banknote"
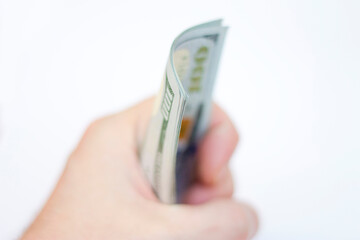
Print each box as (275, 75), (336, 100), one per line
(140, 20), (228, 203)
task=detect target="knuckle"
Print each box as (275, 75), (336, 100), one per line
(84, 114), (124, 138)
(75, 117), (113, 149)
(87, 117), (108, 133)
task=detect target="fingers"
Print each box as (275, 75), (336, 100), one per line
(166, 200), (258, 240)
(127, 100), (239, 203)
(197, 104), (239, 185)
(183, 167), (233, 204)
(72, 99), (239, 204)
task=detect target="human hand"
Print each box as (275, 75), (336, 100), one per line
(22, 98), (258, 240)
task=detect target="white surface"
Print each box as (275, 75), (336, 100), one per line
(1, 0), (359, 239)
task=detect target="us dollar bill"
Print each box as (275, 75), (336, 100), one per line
(140, 20), (228, 203)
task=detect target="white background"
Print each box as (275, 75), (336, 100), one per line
(1, 0), (359, 239)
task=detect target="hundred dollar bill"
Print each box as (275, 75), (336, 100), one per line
(140, 20), (228, 203)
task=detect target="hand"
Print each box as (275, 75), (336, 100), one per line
(22, 98), (258, 240)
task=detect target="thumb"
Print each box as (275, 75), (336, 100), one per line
(165, 199), (258, 240)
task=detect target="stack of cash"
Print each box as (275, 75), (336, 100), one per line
(140, 20), (228, 203)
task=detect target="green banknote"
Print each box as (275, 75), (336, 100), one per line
(140, 20), (228, 203)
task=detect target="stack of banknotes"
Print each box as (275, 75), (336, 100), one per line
(140, 20), (228, 203)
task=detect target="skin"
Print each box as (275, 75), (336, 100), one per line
(21, 98), (259, 240)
